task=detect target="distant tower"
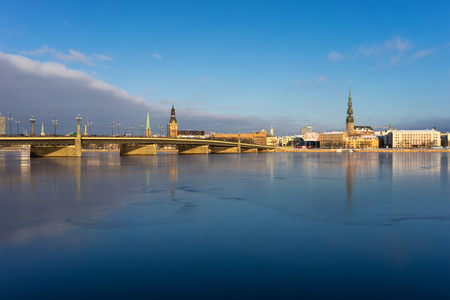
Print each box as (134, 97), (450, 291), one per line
(270, 125), (274, 136)
(145, 112), (151, 137)
(84, 123), (88, 136)
(346, 82), (354, 132)
(30, 116), (35, 136)
(40, 122), (45, 136)
(167, 105), (178, 138)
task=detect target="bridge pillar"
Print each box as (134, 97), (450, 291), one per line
(120, 144), (156, 155)
(258, 149), (275, 153)
(210, 146), (240, 154)
(30, 145), (80, 157)
(241, 148), (258, 153)
(178, 145), (209, 155)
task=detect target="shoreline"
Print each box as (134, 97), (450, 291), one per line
(275, 147), (450, 153)
(1, 148), (449, 153)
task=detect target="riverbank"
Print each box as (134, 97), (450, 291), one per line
(275, 147), (450, 153)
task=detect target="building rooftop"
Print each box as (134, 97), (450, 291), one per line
(391, 129), (440, 133)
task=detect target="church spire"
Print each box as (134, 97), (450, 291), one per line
(346, 82), (354, 132)
(349, 82), (352, 101)
(169, 105), (177, 124)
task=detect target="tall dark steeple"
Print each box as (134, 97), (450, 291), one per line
(167, 105), (178, 137)
(169, 105), (177, 123)
(346, 82), (354, 132)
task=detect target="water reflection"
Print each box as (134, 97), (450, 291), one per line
(0, 151), (448, 239)
(0, 151), (449, 299)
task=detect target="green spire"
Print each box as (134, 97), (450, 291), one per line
(146, 112), (151, 131)
(41, 121), (45, 135)
(346, 82), (354, 124)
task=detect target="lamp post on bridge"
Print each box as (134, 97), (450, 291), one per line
(87, 116), (92, 136)
(30, 116), (35, 136)
(7, 112), (13, 136)
(116, 119), (121, 136)
(159, 123), (164, 137)
(75, 114), (82, 156)
(111, 122), (114, 136)
(52, 114), (57, 136)
(140, 121), (144, 137)
(15, 115), (20, 135)
(76, 114), (82, 136)
(130, 124), (134, 136)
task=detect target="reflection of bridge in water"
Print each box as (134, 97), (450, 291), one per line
(0, 136), (275, 157)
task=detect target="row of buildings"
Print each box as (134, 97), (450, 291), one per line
(284, 85), (445, 149)
(2, 87), (448, 148)
(206, 84), (446, 149)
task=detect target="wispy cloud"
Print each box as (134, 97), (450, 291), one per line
(327, 51), (344, 61)
(93, 54), (113, 61)
(411, 49), (433, 60)
(20, 46), (112, 66)
(316, 76), (325, 84)
(197, 77), (210, 83)
(221, 105), (241, 110)
(326, 36), (432, 67)
(356, 36), (411, 58)
(294, 77), (324, 85)
(153, 53), (162, 59)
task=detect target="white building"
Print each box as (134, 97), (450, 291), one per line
(301, 124), (312, 135)
(385, 129), (441, 148)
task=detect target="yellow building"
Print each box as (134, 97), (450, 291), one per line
(343, 135), (379, 149)
(266, 125), (277, 146)
(320, 131), (347, 148)
(213, 130), (267, 146)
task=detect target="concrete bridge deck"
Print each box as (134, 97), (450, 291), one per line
(0, 136), (275, 157)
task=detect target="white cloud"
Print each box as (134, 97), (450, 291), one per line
(328, 36), (418, 67)
(294, 79), (302, 85)
(357, 36), (411, 57)
(197, 77), (210, 83)
(356, 36), (411, 66)
(20, 46), (112, 66)
(411, 49), (433, 60)
(0, 51), (299, 135)
(327, 51), (343, 61)
(316, 76), (325, 84)
(153, 53), (162, 59)
(0, 51), (149, 119)
(93, 54), (113, 61)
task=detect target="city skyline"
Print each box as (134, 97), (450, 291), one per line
(1, 1), (449, 135)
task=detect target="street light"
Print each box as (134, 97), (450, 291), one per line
(52, 114), (58, 136)
(111, 122), (114, 136)
(140, 121), (144, 137)
(15, 115), (20, 135)
(30, 116), (35, 136)
(116, 119), (121, 136)
(159, 123), (164, 137)
(87, 116), (92, 136)
(7, 112), (13, 136)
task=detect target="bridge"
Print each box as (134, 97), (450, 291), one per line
(0, 135), (275, 157)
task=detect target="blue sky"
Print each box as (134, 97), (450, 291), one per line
(1, 0), (449, 135)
